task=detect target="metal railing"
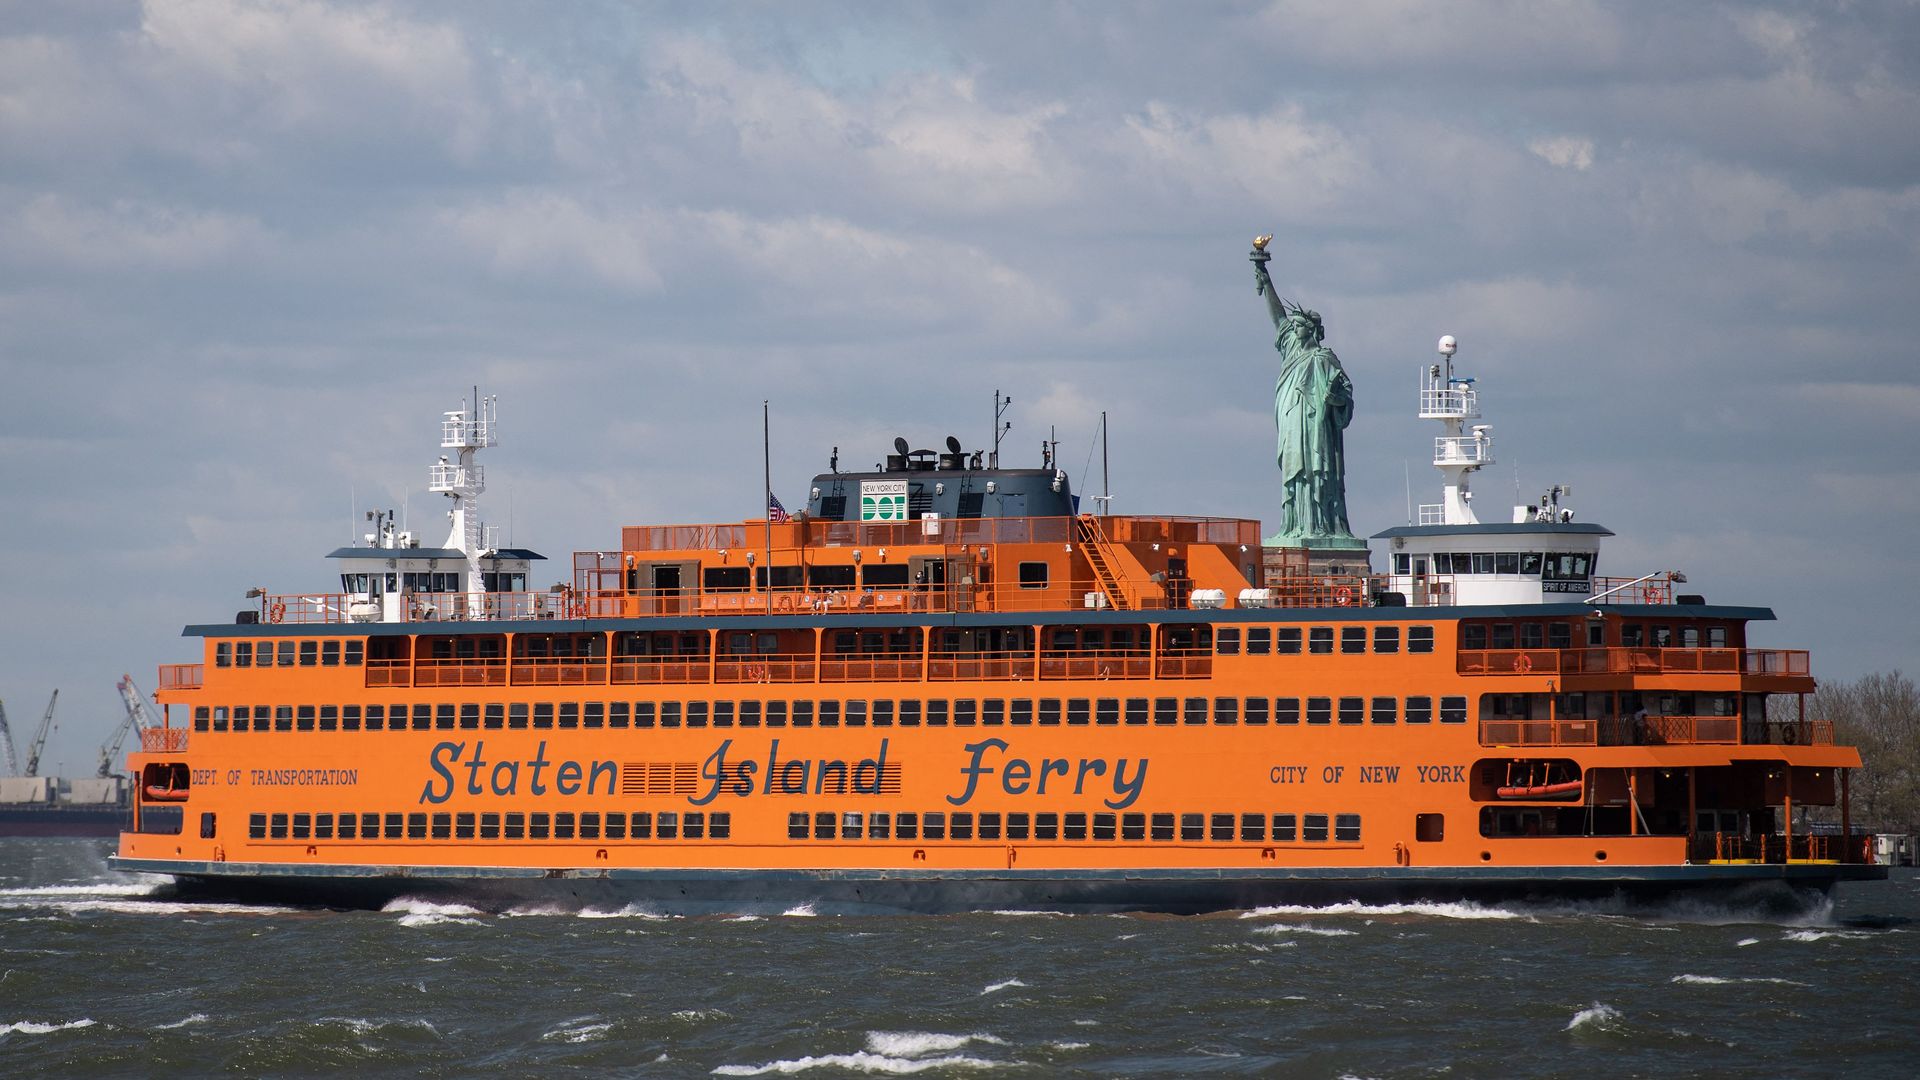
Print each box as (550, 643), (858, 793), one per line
(157, 663), (204, 690)
(139, 728), (190, 752)
(1700, 832), (1873, 864)
(1418, 386), (1479, 418)
(1458, 647), (1809, 679)
(1480, 715), (1741, 747)
(1434, 435), (1492, 466)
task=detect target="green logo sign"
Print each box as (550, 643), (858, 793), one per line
(860, 481), (909, 522)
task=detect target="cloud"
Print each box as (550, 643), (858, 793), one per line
(1529, 135), (1595, 171)
(5, 194), (272, 270)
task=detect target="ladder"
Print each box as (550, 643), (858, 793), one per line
(1075, 515), (1132, 611)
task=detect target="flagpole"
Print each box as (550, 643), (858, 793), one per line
(763, 400), (774, 613)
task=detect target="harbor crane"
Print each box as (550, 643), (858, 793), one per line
(22, 690), (58, 778)
(0, 699), (16, 775)
(104, 676), (156, 779)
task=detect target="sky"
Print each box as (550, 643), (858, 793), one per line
(2, 0), (1916, 775)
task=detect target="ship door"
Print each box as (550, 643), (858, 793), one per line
(650, 563), (687, 615)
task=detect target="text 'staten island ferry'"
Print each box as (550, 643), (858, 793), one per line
(114, 333), (1883, 912)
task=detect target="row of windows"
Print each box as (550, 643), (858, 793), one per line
(195, 695), (1470, 732)
(1392, 551), (1593, 580)
(1216, 625), (1434, 657)
(786, 809), (1363, 844)
(247, 810), (730, 841)
(215, 640), (365, 669)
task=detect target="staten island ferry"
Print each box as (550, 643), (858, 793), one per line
(113, 352), (1883, 913)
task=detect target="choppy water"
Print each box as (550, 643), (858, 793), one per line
(2, 839), (1916, 1077)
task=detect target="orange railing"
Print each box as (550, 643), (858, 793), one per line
(1763, 721), (1835, 746)
(609, 658), (709, 685)
(510, 657), (608, 686)
(157, 663), (204, 690)
(1703, 832), (1873, 864)
(1483, 714), (1776, 747)
(927, 654), (1038, 681)
(819, 656), (925, 682)
(713, 654), (817, 684)
(412, 658), (507, 687)
(1459, 648), (1809, 679)
(139, 727), (190, 752)
(1478, 719), (1600, 746)
(619, 515), (1262, 554)
(1039, 653), (1154, 680)
(1637, 715), (1741, 745)
(365, 659), (411, 687)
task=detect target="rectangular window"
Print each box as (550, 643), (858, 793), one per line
(926, 699), (948, 726)
(1307, 697), (1332, 725)
(480, 813), (500, 839)
(1408, 626), (1435, 653)
(1303, 814), (1329, 842)
(1210, 813), (1234, 842)
(710, 812), (730, 840)
(431, 813), (452, 840)
(435, 703), (455, 730)
(1121, 813), (1146, 841)
(1180, 813), (1204, 841)
(1213, 697), (1238, 725)
(604, 813), (627, 840)
(1125, 697), (1149, 725)
(1275, 697), (1301, 725)
(533, 702), (555, 729)
(1371, 696), (1397, 724)
(460, 703), (480, 730)
(813, 812), (836, 840)
(1154, 697), (1178, 725)
(1032, 813), (1058, 841)
(660, 700), (683, 727)
(735, 700), (757, 727)
(483, 703), (504, 729)
(763, 700), (784, 727)
(1247, 627), (1271, 655)
(1244, 696), (1270, 725)
(949, 812), (972, 840)
(552, 812), (575, 840)
(1240, 813), (1266, 842)
(559, 702), (580, 729)
(1373, 626), (1400, 654)
(1216, 628), (1242, 655)
(1441, 696), (1468, 724)
(982, 699), (1005, 726)
(319, 705), (338, 731)
(1406, 696), (1434, 724)
(1548, 623), (1572, 650)
(509, 702), (529, 729)
(975, 812), (999, 841)
(277, 641), (296, 666)
(578, 812), (600, 840)
(682, 812), (703, 840)
(841, 699), (864, 727)
(335, 813), (355, 839)
(687, 699), (711, 727)
(299, 641), (317, 667)
(629, 812), (651, 839)
(1018, 561), (1050, 588)
(503, 813), (525, 840)
(1184, 697), (1207, 725)
(1463, 623), (1488, 650)
(235, 641), (252, 668)
(788, 700), (809, 727)
(344, 640), (363, 666)
(407, 813), (428, 839)
(249, 813), (268, 839)
(1309, 627), (1333, 654)
(1341, 627), (1366, 654)
(896, 812), (919, 840)
(1095, 698), (1119, 726)
(1004, 813), (1027, 840)
(215, 642), (232, 668)
(1063, 812), (1087, 841)
(1087, 812), (1114, 840)
(270, 813), (288, 839)
(321, 640), (340, 666)
(291, 813), (311, 840)
(1335, 814), (1361, 843)
(1066, 698), (1090, 726)
(922, 812), (946, 840)
(1150, 813), (1175, 841)
(274, 706), (293, 731)
(656, 812), (678, 840)
(412, 704), (431, 731)
(789, 812), (808, 840)
(1276, 627), (1302, 654)
(194, 706), (210, 732)
(1338, 697), (1363, 725)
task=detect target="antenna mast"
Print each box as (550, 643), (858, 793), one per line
(992, 390), (1012, 468)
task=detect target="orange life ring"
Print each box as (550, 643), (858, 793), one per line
(269, 602), (285, 624)
(777, 594), (794, 612)
(1641, 584), (1661, 604)
(1513, 653), (1533, 673)
(1334, 585), (1354, 606)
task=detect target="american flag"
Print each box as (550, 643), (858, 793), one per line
(767, 492), (790, 522)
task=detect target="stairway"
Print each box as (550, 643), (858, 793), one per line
(1076, 515), (1132, 611)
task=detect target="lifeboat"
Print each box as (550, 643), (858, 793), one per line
(143, 785), (189, 802)
(1496, 779), (1583, 799)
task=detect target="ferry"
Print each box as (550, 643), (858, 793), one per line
(113, 348), (1883, 913)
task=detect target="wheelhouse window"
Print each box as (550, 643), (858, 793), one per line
(1018, 562), (1050, 589)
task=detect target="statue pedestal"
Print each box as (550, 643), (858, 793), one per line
(1261, 537), (1371, 587)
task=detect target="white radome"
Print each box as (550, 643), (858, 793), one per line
(1438, 334), (1457, 357)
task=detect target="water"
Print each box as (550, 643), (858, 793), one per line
(3, 839), (1916, 1077)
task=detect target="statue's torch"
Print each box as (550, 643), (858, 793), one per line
(1251, 233), (1274, 293)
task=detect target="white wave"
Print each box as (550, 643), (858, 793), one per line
(674, 1009), (729, 1023)
(980, 978), (1026, 995)
(0, 883), (157, 898)
(983, 910), (1060, 918)
(1566, 1003), (1622, 1032)
(0, 898), (298, 917)
(1242, 900), (1526, 922)
(1671, 974), (1809, 987)
(0, 1018), (97, 1036)
(503, 903), (571, 918)
(542, 1019), (612, 1043)
(713, 1051), (1005, 1075)
(314, 1017), (440, 1038)
(155, 1013), (210, 1030)
(1736, 937), (1760, 947)
(781, 903), (818, 917)
(866, 1032), (1006, 1057)
(578, 903), (672, 920)
(1048, 1041), (1090, 1051)
(1782, 929), (1872, 943)
(1251, 923), (1358, 937)
(383, 898), (485, 927)
(1072, 1019), (1099, 1026)
(726, 915), (765, 922)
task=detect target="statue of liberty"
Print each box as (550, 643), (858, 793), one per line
(1250, 235), (1359, 547)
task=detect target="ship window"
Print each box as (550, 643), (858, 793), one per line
(1491, 624), (1516, 650)
(1096, 698), (1119, 725)
(299, 641), (317, 666)
(215, 642), (232, 668)
(235, 641), (252, 667)
(1005, 813), (1028, 840)
(1213, 697), (1239, 724)
(703, 567), (751, 592)
(922, 812), (946, 840)
(1125, 698), (1149, 725)
(577, 812), (599, 840)
(629, 812), (651, 839)
(763, 700), (784, 727)
(1120, 813), (1145, 841)
(1063, 698), (1089, 726)
(1371, 696), (1397, 724)
(1521, 623), (1544, 649)
(361, 812), (379, 837)
(1005, 699), (1028, 726)
(194, 706), (210, 732)
(662, 700), (684, 728)
(211, 706), (230, 732)
(436, 704), (455, 730)
(710, 813), (730, 840)
(248, 813), (267, 839)
(950, 813), (972, 840)
(344, 640), (363, 666)
(431, 813), (451, 840)
(1374, 626), (1400, 653)
(361, 705), (382, 731)
(1033, 813), (1057, 841)
(1180, 813), (1204, 841)
(1394, 553), (1411, 575)
(787, 700), (808, 727)
(1496, 552), (1520, 575)
(1151, 813), (1174, 841)
(1307, 697), (1331, 725)
(1181, 697), (1205, 725)
(412, 704), (431, 731)
(1335, 814), (1361, 843)
(1309, 627), (1333, 654)
(605, 813), (626, 840)
(896, 813), (918, 840)
(1406, 696), (1433, 724)
(1338, 697), (1363, 725)
(1247, 627), (1271, 655)
(868, 812), (892, 840)
(1064, 813), (1088, 841)
(679, 812), (701, 840)
(274, 706), (293, 731)
(1304, 814), (1329, 842)
(1277, 627), (1302, 654)
(559, 702), (579, 729)
(527, 813), (550, 840)
(1018, 561), (1050, 589)
(1441, 696), (1468, 724)
(1275, 697), (1300, 725)
(454, 812), (475, 839)
(337, 813), (356, 839)
(689, 700), (712, 727)
(480, 813), (500, 839)
(269, 813), (288, 839)
(277, 641), (295, 666)
(582, 701), (605, 729)
(1473, 553), (1495, 575)
(322, 641), (340, 666)
(1210, 813), (1234, 841)
(319, 705), (338, 731)
(550, 812), (573, 840)
(476, 703), (500, 730)
(811, 812), (835, 840)
(1236, 696), (1265, 725)
(1154, 697), (1177, 725)
(1216, 629), (1241, 655)
(1240, 813), (1265, 842)
(736, 700), (758, 727)
(1459, 622), (1485, 650)
(407, 813), (427, 839)
(292, 813), (311, 840)
(1415, 813), (1444, 842)
(1038, 699), (1061, 726)
(1341, 627), (1366, 654)
(502, 813), (525, 839)
(533, 702), (554, 729)
(1408, 626), (1434, 653)
(1653, 625), (1674, 648)
(1273, 814), (1296, 841)
(954, 699), (978, 726)
(983, 699), (1005, 725)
